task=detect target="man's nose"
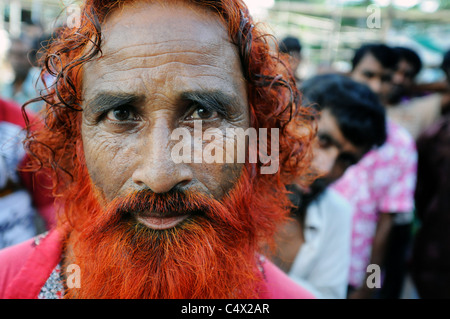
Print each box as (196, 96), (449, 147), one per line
(369, 79), (382, 94)
(393, 72), (404, 85)
(131, 123), (194, 194)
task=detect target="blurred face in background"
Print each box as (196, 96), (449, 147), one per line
(288, 50), (301, 77)
(351, 53), (393, 106)
(388, 59), (417, 104)
(311, 109), (367, 189)
(393, 59), (416, 92)
(8, 39), (32, 80)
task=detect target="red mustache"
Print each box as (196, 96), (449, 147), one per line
(87, 189), (239, 234)
(115, 190), (210, 218)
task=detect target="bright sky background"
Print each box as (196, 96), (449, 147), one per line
(243, 0), (275, 18)
(374, 0), (440, 11)
(244, 0), (440, 14)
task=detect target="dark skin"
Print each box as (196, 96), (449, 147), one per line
(351, 53), (394, 106)
(273, 109), (367, 273)
(312, 109), (367, 184)
(392, 59), (417, 96)
(80, 2), (250, 228)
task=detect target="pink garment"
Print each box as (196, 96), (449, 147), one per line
(259, 257), (315, 299)
(0, 229), (314, 299)
(0, 99), (56, 236)
(0, 229), (62, 298)
(332, 120), (417, 288)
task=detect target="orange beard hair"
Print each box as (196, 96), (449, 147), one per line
(61, 166), (285, 299)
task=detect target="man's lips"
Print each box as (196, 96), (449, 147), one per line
(136, 212), (190, 230)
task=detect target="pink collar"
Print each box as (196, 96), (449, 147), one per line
(5, 229), (63, 299)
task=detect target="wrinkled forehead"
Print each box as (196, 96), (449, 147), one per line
(81, 1), (244, 98)
(97, 1), (234, 64)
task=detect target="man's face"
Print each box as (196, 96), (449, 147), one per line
(351, 53), (393, 105)
(288, 51), (301, 76)
(311, 109), (367, 185)
(8, 40), (32, 78)
(388, 59), (417, 104)
(393, 59), (416, 91)
(81, 1), (249, 230)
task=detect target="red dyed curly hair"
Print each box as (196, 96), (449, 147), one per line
(24, 0), (315, 240)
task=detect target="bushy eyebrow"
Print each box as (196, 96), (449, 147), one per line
(84, 92), (145, 116)
(84, 90), (243, 120)
(180, 90), (242, 119)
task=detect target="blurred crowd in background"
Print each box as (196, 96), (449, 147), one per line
(0, 0), (449, 299)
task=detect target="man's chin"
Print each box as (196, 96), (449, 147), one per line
(59, 166), (285, 298)
(63, 202), (263, 298)
(387, 87), (405, 105)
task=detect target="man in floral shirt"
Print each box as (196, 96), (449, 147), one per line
(332, 43), (417, 298)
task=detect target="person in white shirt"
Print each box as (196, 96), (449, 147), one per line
(272, 74), (387, 298)
(286, 187), (353, 299)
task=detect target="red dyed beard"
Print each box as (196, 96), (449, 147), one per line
(62, 168), (268, 299)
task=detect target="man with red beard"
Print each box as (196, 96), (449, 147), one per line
(0, 0), (315, 299)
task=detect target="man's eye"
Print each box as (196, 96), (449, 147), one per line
(188, 106), (217, 120)
(317, 134), (332, 148)
(106, 106), (135, 122)
(363, 71), (375, 79)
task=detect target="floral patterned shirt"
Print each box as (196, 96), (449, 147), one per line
(332, 120), (417, 288)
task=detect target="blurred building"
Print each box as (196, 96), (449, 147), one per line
(252, 0), (450, 82)
(0, 0), (448, 88)
(0, 0), (66, 87)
